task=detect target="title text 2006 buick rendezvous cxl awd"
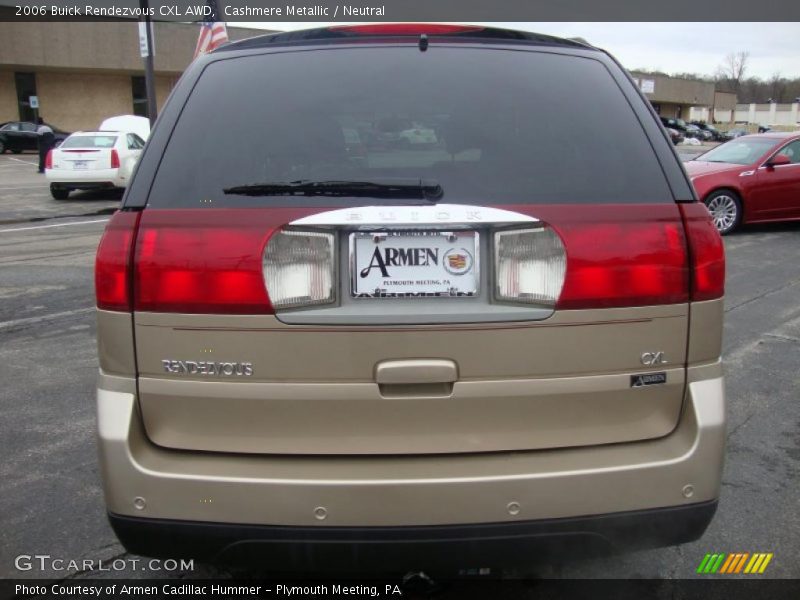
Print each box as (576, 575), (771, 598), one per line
(94, 24), (726, 571)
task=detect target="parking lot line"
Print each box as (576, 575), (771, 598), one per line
(0, 185), (51, 191)
(0, 156), (38, 165)
(0, 218), (110, 233)
(0, 307), (94, 331)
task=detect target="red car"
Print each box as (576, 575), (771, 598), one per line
(685, 132), (800, 234)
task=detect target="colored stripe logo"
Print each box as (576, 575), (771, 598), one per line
(697, 552), (773, 574)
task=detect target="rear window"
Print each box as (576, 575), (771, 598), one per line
(62, 135), (117, 149)
(148, 47), (673, 207)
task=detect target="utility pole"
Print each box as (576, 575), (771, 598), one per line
(139, 0), (158, 126)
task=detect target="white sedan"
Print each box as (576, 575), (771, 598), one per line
(45, 131), (146, 200)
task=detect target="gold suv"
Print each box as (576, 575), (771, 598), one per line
(94, 24), (726, 571)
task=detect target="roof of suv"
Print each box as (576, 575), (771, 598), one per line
(216, 23), (596, 53)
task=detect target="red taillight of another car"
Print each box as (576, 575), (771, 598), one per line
(679, 202), (726, 301)
(45, 149), (53, 170)
(110, 148), (120, 169)
(95, 211), (142, 311)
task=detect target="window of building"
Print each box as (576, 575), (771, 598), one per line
(132, 76), (148, 117)
(15, 72), (37, 121)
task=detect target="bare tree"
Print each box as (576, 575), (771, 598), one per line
(769, 72), (787, 103)
(716, 51), (749, 95)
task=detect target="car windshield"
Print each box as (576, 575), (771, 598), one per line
(61, 135), (117, 149)
(696, 138), (777, 165)
(148, 47), (673, 207)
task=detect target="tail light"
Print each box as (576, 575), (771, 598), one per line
(679, 203), (725, 301)
(110, 149), (120, 169)
(495, 227), (566, 307)
(263, 230), (335, 309)
(521, 205), (691, 310)
(45, 149), (53, 170)
(134, 210), (275, 314)
(95, 211), (141, 311)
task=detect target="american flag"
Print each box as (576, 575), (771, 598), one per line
(193, 0), (229, 59)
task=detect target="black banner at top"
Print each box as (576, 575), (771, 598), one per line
(2, 0), (800, 21)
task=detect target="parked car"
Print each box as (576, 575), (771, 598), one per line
(95, 23), (725, 572)
(685, 132), (800, 234)
(659, 116), (689, 135)
(690, 122), (723, 142)
(726, 128), (749, 139)
(398, 124), (438, 146)
(45, 130), (146, 199)
(685, 124), (712, 141)
(0, 120), (69, 153)
(665, 126), (684, 145)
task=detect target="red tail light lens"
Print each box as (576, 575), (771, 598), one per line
(679, 203), (725, 301)
(95, 211), (141, 311)
(517, 205), (690, 310)
(110, 149), (120, 169)
(331, 24), (484, 36)
(134, 210), (278, 314)
(45, 149), (53, 170)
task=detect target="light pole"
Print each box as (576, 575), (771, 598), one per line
(139, 0), (158, 126)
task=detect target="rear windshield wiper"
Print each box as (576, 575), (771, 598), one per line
(223, 178), (443, 201)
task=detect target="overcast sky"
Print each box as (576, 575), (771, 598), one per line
(239, 22), (800, 80)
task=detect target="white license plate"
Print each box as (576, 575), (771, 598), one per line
(351, 231), (479, 298)
(72, 161), (89, 170)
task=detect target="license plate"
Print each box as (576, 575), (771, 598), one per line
(351, 231), (479, 298)
(72, 161), (89, 170)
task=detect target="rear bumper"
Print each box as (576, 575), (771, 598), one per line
(46, 167), (122, 188)
(109, 500), (718, 569)
(97, 364), (725, 563)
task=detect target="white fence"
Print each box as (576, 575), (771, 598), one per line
(690, 103), (799, 128)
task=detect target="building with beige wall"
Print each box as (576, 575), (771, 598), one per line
(630, 71), (717, 120)
(0, 22), (268, 132)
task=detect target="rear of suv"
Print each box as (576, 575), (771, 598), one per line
(95, 24), (726, 572)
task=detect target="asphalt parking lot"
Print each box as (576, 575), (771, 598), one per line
(1, 151), (798, 588)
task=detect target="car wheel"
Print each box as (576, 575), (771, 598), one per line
(704, 190), (741, 235)
(0, 140), (5, 153)
(50, 184), (70, 200)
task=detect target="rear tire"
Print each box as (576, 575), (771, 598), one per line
(704, 189), (741, 235)
(50, 184), (70, 200)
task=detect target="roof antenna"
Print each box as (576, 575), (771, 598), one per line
(418, 34), (429, 52)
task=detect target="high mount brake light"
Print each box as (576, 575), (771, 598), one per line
(330, 24), (485, 36)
